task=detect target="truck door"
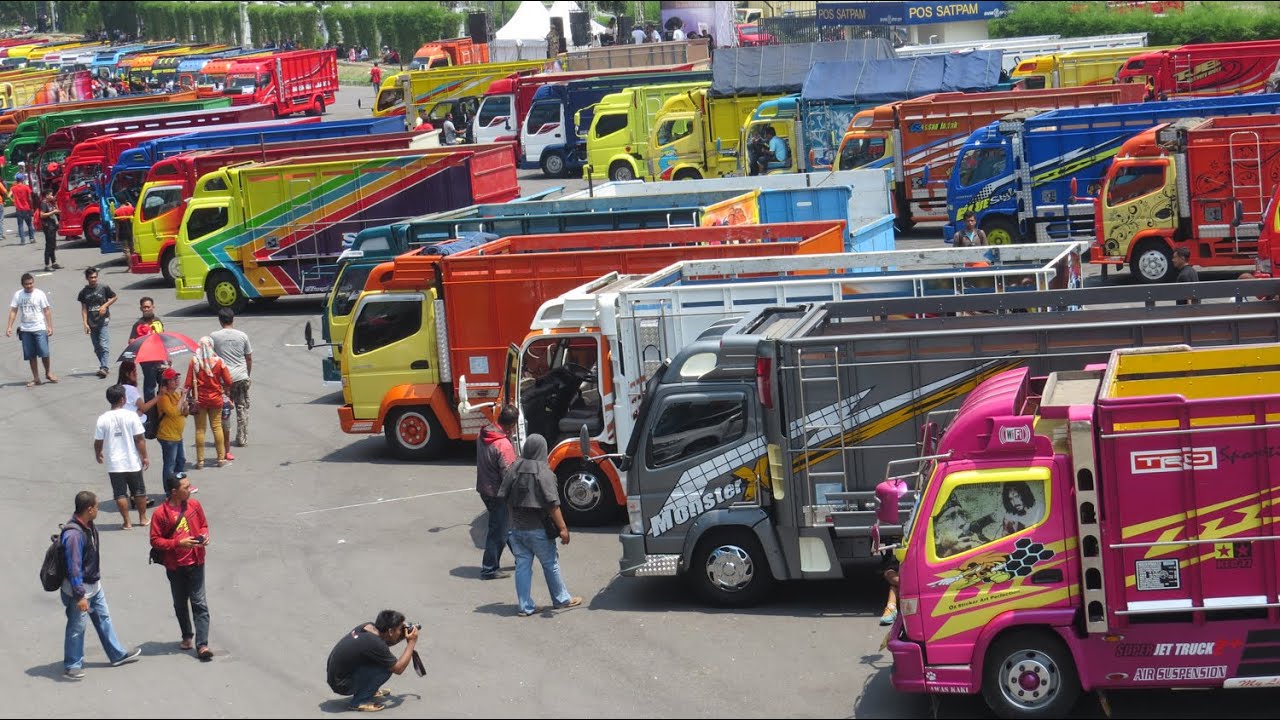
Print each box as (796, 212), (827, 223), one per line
(344, 292), (436, 423)
(916, 464), (1074, 665)
(634, 381), (765, 556)
(653, 113), (698, 180)
(523, 99), (563, 168)
(475, 94), (512, 143)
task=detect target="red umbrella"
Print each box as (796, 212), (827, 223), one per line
(117, 329), (199, 364)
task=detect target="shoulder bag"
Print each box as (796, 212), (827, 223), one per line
(149, 504), (186, 567)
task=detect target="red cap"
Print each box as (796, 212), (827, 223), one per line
(161, 368), (180, 381)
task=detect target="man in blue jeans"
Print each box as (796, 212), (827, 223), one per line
(499, 434), (582, 616)
(475, 406), (517, 580)
(326, 610), (421, 712)
(59, 490), (142, 679)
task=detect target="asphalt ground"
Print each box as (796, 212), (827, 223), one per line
(3, 86), (1279, 719)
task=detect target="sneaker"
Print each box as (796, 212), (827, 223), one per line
(110, 647), (142, 667)
(52, 263), (61, 270)
(223, 452), (236, 462)
(63, 668), (85, 679)
(96, 368), (108, 378)
(43, 265), (50, 272)
(879, 608), (899, 626)
(480, 571), (510, 580)
(552, 596), (584, 610)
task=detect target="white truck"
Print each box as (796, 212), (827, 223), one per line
(482, 242), (1086, 524)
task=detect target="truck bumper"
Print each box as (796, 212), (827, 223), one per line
(1088, 246), (1124, 265)
(175, 275), (202, 301)
(338, 404), (379, 434)
(887, 619), (978, 695)
(129, 254), (160, 274)
(618, 532), (679, 576)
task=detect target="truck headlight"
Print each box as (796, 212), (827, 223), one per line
(627, 495), (643, 535)
(900, 597), (918, 617)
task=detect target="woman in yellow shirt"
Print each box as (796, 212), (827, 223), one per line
(155, 367), (194, 496)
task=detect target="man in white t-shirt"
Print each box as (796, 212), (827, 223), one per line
(210, 308), (253, 449)
(631, 25), (646, 45)
(94, 384), (151, 529)
(672, 23), (686, 42)
(5, 272), (57, 387)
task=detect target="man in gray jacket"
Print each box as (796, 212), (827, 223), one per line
(476, 406), (518, 580)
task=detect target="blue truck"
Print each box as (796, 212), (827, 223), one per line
(99, 116), (406, 252)
(316, 180), (895, 383)
(520, 70), (712, 178)
(944, 94), (1280, 245)
(741, 51), (1005, 175)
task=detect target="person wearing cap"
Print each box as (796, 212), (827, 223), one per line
(155, 367), (192, 497)
(11, 174), (32, 245)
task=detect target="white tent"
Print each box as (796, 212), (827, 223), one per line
(495, 0), (607, 47)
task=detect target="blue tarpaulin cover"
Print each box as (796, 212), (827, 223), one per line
(711, 39), (897, 97)
(800, 50), (1003, 105)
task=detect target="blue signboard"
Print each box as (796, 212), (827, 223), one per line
(816, 2), (1007, 27)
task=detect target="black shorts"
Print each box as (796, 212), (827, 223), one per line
(108, 471), (145, 499)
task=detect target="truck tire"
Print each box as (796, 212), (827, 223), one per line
(84, 217), (108, 247)
(981, 630), (1081, 720)
(160, 248), (179, 286)
(1132, 240), (1174, 283)
(673, 168), (701, 181)
(688, 528), (775, 607)
(308, 97), (325, 116)
(205, 270), (248, 313)
(982, 216), (1021, 245)
(540, 152), (567, 178)
(609, 162), (636, 182)
(384, 406), (448, 460)
(556, 461), (618, 526)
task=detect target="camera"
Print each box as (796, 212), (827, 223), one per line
(403, 622), (420, 634)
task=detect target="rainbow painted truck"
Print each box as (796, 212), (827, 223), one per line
(884, 341), (1280, 718)
(173, 145), (519, 312)
(616, 277), (1280, 608)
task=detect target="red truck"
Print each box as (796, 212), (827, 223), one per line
(1091, 114), (1280, 282)
(337, 221), (847, 459)
(129, 131), (428, 281)
(223, 49), (338, 116)
(1115, 39), (1280, 96)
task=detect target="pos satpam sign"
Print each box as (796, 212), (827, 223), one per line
(816, 1), (1008, 27)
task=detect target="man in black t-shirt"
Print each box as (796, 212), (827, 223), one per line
(77, 267), (117, 378)
(326, 610), (420, 712)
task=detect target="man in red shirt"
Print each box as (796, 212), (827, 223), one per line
(149, 476), (214, 661)
(10, 174), (32, 245)
(369, 63), (382, 96)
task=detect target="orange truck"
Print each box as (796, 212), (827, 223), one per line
(336, 221), (847, 459)
(1091, 114), (1280, 282)
(410, 37), (489, 70)
(835, 83), (1146, 230)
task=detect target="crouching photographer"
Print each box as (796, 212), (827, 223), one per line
(326, 610), (424, 712)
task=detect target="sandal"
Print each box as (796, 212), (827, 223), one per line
(373, 689), (390, 699)
(217, 459), (228, 468)
(197, 646), (213, 661)
(179, 640), (194, 650)
(45, 375), (58, 383)
(553, 597), (583, 610)
(349, 703), (384, 713)
(26, 380), (41, 387)
(193, 462), (203, 470)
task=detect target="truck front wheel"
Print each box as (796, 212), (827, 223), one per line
(688, 529), (775, 607)
(982, 216), (1021, 245)
(540, 152), (566, 178)
(85, 217), (107, 247)
(609, 162), (635, 182)
(982, 630), (1081, 720)
(1132, 240), (1174, 283)
(160, 248), (179, 286)
(556, 462), (618, 526)
(205, 270), (248, 313)
(673, 168), (701, 181)
(385, 406), (448, 460)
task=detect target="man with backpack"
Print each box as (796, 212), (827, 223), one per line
(54, 490), (143, 679)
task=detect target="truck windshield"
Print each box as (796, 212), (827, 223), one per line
(110, 169), (145, 207)
(185, 205), (229, 241)
(592, 113), (627, 139)
(956, 146), (1007, 187)
(623, 361), (669, 466)
(329, 264), (375, 320)
(139, 186), (183, 223)
(66, 162), (99, 190)
(227, 74), (256, 90)
(477, 96), (510, 127)
(838, 135), (887, 170)
(376, 88), (404, 114)
(1106, 165), (1165, 206)
(519, 335), (601, 445)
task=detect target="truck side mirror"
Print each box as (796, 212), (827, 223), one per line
(1071, 177), (1079, 200)
(304, 321), (314, 350)
(1235, 199), (1245, 227)
(579, 424), (591, 457)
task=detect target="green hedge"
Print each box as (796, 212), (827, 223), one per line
(992, 1), (1280, 44)
(136, 1), (240, 45)
(324, 3), (455, 64)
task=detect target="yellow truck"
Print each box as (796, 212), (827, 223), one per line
(582, 80), (711, 182)
(648, 87), (781, 181)
(372, 59), (548, 120)
(1010, 46), (1171, 89)
(0, 69), (58, 109)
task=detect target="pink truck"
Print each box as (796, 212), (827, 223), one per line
(882, 341), (1280, 717)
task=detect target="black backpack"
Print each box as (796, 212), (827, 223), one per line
(39, 525), (68, 592)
